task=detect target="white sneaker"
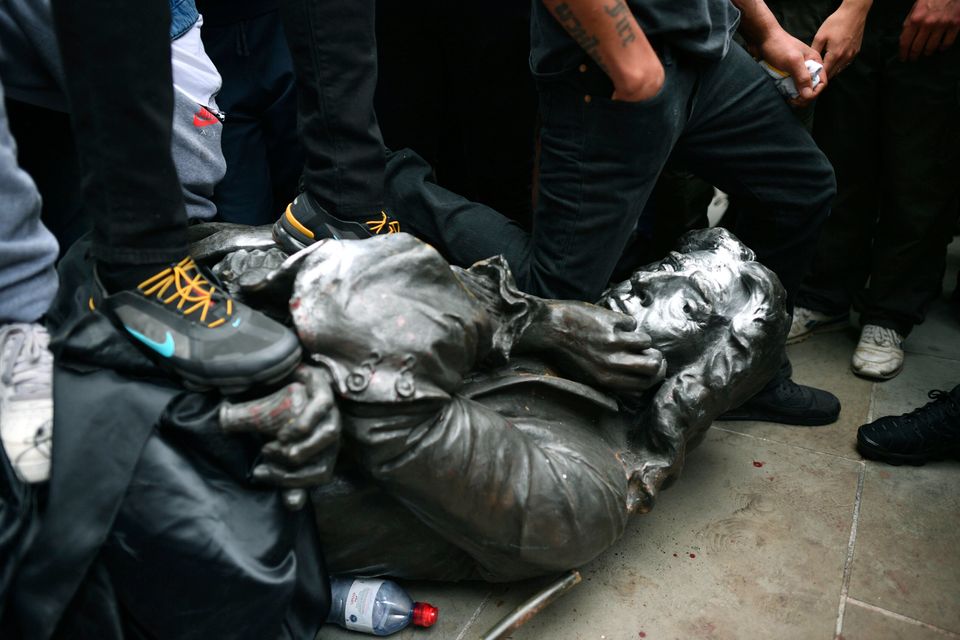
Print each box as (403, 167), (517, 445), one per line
(0, 323), (54, 483)
(852, 324), (905, 380)
(787, 306), (848, 344)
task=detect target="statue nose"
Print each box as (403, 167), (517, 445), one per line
(631, 280), (654, 307)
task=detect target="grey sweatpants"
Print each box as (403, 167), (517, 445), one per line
(0, 77), (59, 323)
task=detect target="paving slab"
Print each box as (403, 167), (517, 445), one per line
(840, 600), (959, 640)
(905, 238), (960, 362)
(500, 428), (861, 640)
(847, 460), (960, 634)
(904, 301), (960, 363)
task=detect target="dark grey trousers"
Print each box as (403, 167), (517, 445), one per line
(798, 2), (960, 335)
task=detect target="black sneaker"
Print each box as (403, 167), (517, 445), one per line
(717, 377), (841, 426)
(857, 385), (960, 465)
(95, 256), (301, 393)
(272, 192), (400, 253)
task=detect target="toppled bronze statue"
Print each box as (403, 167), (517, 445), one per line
(4, 225), (787, 639)
(206, 224), (788, 581)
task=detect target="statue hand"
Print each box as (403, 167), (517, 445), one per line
(219, 364), (341, 510)
(212, 241), (329, 313)
(213, 247), (288, 294)
(532, 301), (667, 393)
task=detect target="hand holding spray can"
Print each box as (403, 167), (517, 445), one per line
(759, 59), (823, 99)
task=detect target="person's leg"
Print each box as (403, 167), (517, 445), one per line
(273, 0), (406, 249)
(384, 148), (532, 271)
(0, 87), (57, 325)
(0, 77), (56, 483)
(5, 98), (87, 256)
(673, 43), (840, 425)
(47, 0), (301, 392)
(799, 33), (883, 319)
(857, 28), (960, 337)
(256, 10), (306, 217)
(279, 0), (384, 218)
(523, 56), (690, 301)
(674, 44), (836, 312)
(844, 15), (960, 381)
(50, 0), (188, 272)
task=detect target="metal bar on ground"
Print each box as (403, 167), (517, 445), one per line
(479, 570), (582, 640)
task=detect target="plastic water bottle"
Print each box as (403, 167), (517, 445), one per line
(326, 576), (439, 636)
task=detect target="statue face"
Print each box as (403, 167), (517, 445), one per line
(599, 251), (743, 367)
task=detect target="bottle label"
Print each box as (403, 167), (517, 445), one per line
(343, 579), (385, 633)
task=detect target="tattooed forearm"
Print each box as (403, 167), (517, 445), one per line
(554, 2), (610, 72)
(603, 0), (637, 47)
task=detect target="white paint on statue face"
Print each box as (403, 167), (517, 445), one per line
(600, 252), (746, 369)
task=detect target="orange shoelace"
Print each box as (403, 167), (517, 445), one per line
(366, 211), (401, 234)
(137, 257), (232, 328)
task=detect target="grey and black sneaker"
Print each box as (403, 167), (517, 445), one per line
(273, 192), (400, 253)
(1, 323), (53, 483)
(857, 385), (960, 466)
(95, 256), (301, 394)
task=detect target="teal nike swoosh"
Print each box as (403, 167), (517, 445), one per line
(125, 327), (175, 358)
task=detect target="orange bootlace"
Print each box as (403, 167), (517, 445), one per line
(365, 211), (401, 234)
(137, 257), (233, 328)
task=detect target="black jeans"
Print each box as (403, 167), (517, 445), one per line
(279, 0), (385, 218)
(395, 42), (835, 309)
(50, 0), (188, 265)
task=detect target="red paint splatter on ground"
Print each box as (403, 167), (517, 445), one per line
(689, 553), (696, 559)
(639, 633), (647, 638)
(752, 461), (764, 468)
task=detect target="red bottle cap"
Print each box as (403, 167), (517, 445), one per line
(412, 602), (438, 628)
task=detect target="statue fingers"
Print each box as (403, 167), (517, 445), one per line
(251, 453), (338, 489)
(263, 411), (341, 467)
(597, 351), (666, 389)
(276, 365), (337, 443)
(219, 381), (308, 436)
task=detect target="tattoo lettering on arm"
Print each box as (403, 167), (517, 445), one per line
(604, 0), (637, 47)
(554, 2), (610, 72)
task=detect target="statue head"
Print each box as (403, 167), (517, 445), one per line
(598, 228), (787, 382)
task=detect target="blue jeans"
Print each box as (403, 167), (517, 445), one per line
(0, 78), (58, 323)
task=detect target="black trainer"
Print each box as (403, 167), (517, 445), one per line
(717, 377), (841, 426)
(273, 191), (401, 253)
(95, 256), (301, 393)
(857, 385), (960, 466)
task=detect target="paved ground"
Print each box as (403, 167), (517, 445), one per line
(319, 239), (960, 640)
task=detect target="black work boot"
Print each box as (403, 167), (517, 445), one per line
(857, 385), (960, 465)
